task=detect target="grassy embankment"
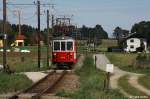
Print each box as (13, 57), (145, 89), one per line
(118, 75), (147, 96)
(0, 72), (32, 94)
(57, 55), (125, 99)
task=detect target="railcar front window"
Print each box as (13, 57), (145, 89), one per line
(67, 42), (73, 51)
(61, 42), (66, 51)
(54, 42), (60, 51)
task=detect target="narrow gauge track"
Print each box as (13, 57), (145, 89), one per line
(10, 70), (68, 99)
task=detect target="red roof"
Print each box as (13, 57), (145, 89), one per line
(16, 34), (26, 40)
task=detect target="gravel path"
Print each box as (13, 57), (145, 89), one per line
(94, 54), (150, 97)
(128, 75), (150, 96)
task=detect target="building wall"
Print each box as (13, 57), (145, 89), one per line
(0, 40), (3, 47)
(125, 38), (147, 52)
(15, 40), (24, 46)
(126, 38), (141, 52)
(144, 41), (147, 51)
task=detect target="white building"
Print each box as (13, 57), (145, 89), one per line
(124, 38), (147, 52)
(0, 40), (3, 48)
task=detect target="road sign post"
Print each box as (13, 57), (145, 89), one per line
(94, 55), (97, 68)
(105, 64), (114, 92)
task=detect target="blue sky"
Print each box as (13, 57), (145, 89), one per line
(0, 0), (150, 36)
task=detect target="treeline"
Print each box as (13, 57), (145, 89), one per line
(0, 20), (46, 45)
(1, 19), (150, 46)
(0, 19), (108, 45)
(78, 24), (108, 40)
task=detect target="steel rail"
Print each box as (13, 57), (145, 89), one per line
(9, 70), (67, 99)
(31, 71), (67, 99)
(9, 70), (56, 99)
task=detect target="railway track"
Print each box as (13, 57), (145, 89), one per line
(9, 70), (68, 99)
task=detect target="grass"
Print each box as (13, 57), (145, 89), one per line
(77, 39), (118, 53)
(13, 46), (49, 53)
(0, 46), (51, 72)
(0, 71), (32, 94)
(138, 75), (150, 90)
(106, 53), (150, 74)
(69, 55), (125, 99)
(118, 75), (147, 96)
(56, 90), (72, 97)
(97, 39), (118, 52)
(0, 55), (50, 72)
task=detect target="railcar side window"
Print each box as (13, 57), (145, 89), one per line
(67, 42), (73, 51)
(54, 41), (60, 51)
(61, 42), (66, 51)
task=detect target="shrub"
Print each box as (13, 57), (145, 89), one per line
(135, 54), (150, 69)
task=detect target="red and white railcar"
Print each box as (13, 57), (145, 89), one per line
(52, 36), (77, 68)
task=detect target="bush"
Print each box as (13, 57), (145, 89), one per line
(135, 54), (150, 69)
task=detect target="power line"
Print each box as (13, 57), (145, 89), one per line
(7, 2), (55, 6)
(22, 13), (36, 20)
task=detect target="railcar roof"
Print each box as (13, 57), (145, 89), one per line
(53, 36), (74, 40)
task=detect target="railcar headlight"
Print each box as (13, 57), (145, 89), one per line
(54, 53), (56, 55)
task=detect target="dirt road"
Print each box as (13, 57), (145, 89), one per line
(94, 54), (150, 97)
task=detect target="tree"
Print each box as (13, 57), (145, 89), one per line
(94, 24), (108, 39)
(11, 24), (38, 45)
(131, 21), (150, 45)
(0, 20), (15, 45)
(113, 27), (129, 44)
(80, 24), (108, 40)
(0, 20), (12, 34)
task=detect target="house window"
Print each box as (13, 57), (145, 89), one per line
(130, 45), (134, 49)
(130, 39), (134, 43)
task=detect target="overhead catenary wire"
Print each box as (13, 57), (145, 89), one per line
(5, 1), (56, 26)
(7, 2), (55, 7)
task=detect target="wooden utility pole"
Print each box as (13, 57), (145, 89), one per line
(46, 10), (50, 67)
(106, 72), (110, 92)
(51, 14), (54, 38)
(13, 9), (22, 34)
(3, 0), (7, 71)
(37, 0), (41, 68)
(18, 10), (21, 35)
